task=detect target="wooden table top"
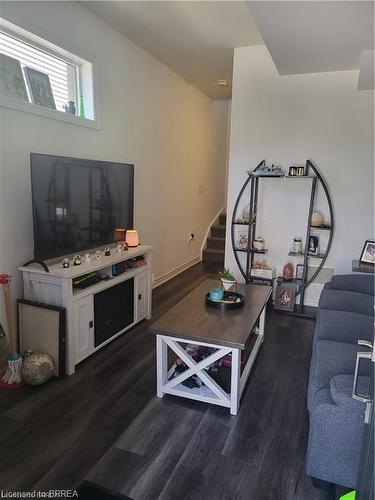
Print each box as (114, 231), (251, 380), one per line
(149, 279), (271, 349)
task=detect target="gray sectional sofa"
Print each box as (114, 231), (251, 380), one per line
(306, 274), (374, 489)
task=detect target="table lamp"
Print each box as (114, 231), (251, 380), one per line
(126, 230), (139, 247)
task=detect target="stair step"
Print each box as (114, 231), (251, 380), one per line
(202, 248), (225, 264)
(207, 236), (225, 250)
(211, 224), (226, 238)
(219, 213), (226, 225)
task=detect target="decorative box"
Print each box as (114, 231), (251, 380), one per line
(250, 267), (276, 279)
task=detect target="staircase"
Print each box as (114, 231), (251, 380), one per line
(202, 213), (226, 265)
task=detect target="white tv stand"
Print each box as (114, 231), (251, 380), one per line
(19, 245), (153, 375)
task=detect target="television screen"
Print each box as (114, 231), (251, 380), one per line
(30, 154), (134, 260)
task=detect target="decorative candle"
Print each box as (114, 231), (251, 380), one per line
(126, 230), (139, 247)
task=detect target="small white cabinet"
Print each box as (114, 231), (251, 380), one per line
(73, 295), (94, 363)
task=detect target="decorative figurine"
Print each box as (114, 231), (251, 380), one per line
(292, 237), (303, 254)
(122, 241), (129, 251)
(116, 243), (123, 253)
(95, 250), (102, 259)
(104, 247), (111, 256)
(84, 253), (91, 264)
(67, 100), (76, 115)
(250, 162), (284, 177)
(62, 258), (70, 268)
(253, 236), (265, 251)
(73, 255), (82, 266)
(283, 262), (294, 281)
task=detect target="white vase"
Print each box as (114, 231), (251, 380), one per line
(221, 278), (236, 291)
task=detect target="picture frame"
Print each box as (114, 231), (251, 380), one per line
(0, 53), (28, 101)
(288, 166), (305, 177)
(274, 285), (296, 312)
(18, 299), (66, 377)
(359, 240), (375, 265)
(296, 264), (305, 280)
(235, 228), (249, 250)
(24, 66), (56, 109)
(308, 235), (319, 256)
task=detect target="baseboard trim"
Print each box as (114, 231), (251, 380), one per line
(153, 256), (201, 288)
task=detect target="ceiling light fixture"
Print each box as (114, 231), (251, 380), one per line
(217, 79), (228, 87)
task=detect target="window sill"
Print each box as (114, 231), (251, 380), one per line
(0, 94), (100, 130)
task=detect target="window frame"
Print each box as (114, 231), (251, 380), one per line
(0, 18), (99, 129)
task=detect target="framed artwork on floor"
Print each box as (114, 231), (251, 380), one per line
(274, 285), (296, 312)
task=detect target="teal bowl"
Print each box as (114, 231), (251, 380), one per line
(209, 288), (224, 301)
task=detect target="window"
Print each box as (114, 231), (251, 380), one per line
(0, 19), (95, 124)
(0, 31), (78, 112)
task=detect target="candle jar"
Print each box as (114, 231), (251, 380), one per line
(253, 236), (265, 251)
(292, 238), (303, 254)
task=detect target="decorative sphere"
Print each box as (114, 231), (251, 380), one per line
(22, 353), (54, 385)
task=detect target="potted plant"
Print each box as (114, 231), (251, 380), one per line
(219, 268), (236, 291)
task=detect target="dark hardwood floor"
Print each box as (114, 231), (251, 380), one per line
(0, 263), (334, 499)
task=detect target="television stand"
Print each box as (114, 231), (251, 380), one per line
(19, 245), (153, 375)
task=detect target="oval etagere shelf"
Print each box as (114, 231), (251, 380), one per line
(231, 160), (334, 318)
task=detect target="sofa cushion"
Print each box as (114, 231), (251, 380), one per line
(314, 308), (373, 344)
(331, 274), (374, 296)
(318, 288), (374, 317)
(307, 339), (371, 411)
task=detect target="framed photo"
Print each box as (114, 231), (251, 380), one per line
(289, 166), (305, 177)
(24, 67), (55, 109)
(296, 264), (305, 280)
(359, 240), (375, 265)
(308, 235), (319, 256)
(274, 285), (296, 312)
(235, 228), (249, 250)
(0, 53), (28, 101)
(18, 299), (66, 377)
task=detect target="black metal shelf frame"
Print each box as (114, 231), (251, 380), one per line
(231, 160), (334, 313)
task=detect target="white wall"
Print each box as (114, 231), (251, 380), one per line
(0, 1), (229, 317)
(225, 45), (374, 302)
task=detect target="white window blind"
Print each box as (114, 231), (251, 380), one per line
(0, 31), (77, 112)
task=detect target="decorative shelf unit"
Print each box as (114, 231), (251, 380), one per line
(231, 160), (334, 317)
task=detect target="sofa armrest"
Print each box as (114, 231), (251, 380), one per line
(331, 274), (374, 296)
(307, 380), (367, 488)
(330, 374), (370, 409)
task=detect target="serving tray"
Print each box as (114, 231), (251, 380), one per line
(205, 291), (245, 310)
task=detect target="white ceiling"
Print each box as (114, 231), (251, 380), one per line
(81, 1), (263, 100)
(247, 1), (374, 76)
(82, 1), (374, 98)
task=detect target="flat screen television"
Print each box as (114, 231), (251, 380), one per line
(30, 153), (134, 261)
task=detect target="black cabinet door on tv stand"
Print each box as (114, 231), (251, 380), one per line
(94, 278), (134, 347)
